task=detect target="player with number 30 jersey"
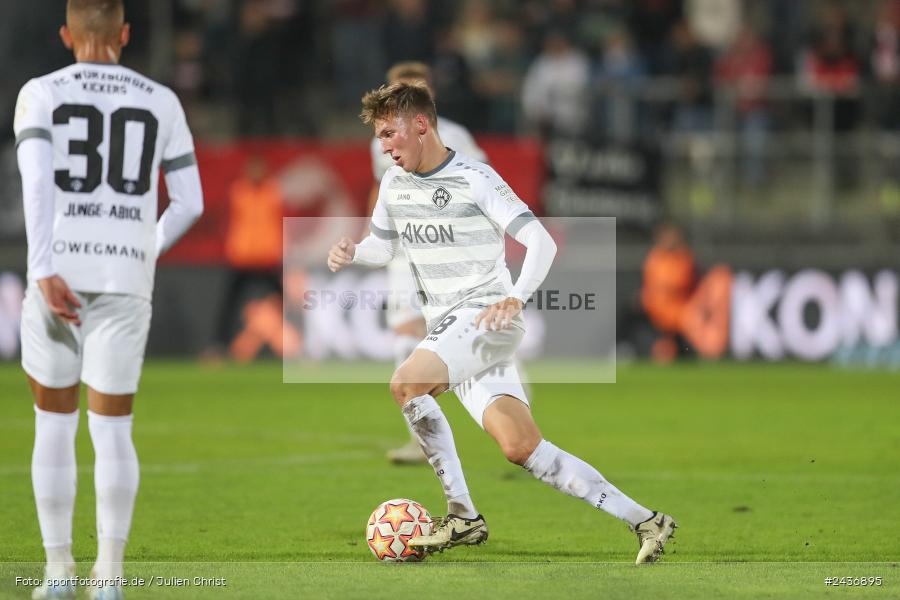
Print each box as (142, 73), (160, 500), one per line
(15, 60), (198, 299)
(14, 2), (203, 599)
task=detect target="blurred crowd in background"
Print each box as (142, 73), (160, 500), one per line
(2, 0), (900, 142)
(0, 0), (897, 365)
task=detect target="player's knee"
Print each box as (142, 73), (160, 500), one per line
(501, 438), (540, 466)
(29, 378), (80, 413)
(389, 376), (405, 404)
(87, 388), (134, 417)
(389, 372), (425, 406)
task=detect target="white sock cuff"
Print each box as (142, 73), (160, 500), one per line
(44, 545), (74, 569)
(34, 406), (79, 423)
(523, 439), (557, 473)
(401, 394), (440, 424)
(87, 411), (133, 427)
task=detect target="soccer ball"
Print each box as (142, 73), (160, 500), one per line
(366, 498), (433, 562)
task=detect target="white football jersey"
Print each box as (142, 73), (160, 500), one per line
(370, 151), (536, 329)
(14, 62), (196, 299)
(370, 116), (487, 181)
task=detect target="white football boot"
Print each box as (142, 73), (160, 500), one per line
(633, 511), (677, 564)
(408, 514), (488, 553)
(386, 439), (428, 465)
(31, 564), (76, 600)
(86, 569), (125, 600)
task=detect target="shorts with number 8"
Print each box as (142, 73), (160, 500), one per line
(416, 306), (528, 428)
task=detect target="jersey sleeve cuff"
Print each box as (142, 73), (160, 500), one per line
(370, 222), (398, 240)
(508, 289), (529, 304)
(28, 264), (56, 281)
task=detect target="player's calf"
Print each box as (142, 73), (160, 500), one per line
(31, 404), (79, 600)
(483, 395), (543, 465)
(87, 404), (137, 595)
(400, 394), (479, 519)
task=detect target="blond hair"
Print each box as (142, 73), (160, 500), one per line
(360, 81), (437, 126)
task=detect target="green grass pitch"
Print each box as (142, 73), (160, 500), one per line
(0, 361), (898, 598)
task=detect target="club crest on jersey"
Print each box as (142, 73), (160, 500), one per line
(431, 186), (452, 209)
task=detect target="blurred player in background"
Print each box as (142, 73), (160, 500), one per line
(14, 1), (203, 597)
(641, 221), (696, 362)
(208, 151), (285, 361)
(368, 62), (487, 465)
(329, 82), (676, 563)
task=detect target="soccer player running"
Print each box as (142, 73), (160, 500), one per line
(328, 82), (676, 563)
(368, 62), (488, 465)
(14, 1), (203, 598)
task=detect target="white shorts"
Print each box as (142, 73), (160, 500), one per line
(453, 359), (528, 429)
(417, 306), (528, 427)
(386, 256), (422, 329)
(20, 285), (151, 395)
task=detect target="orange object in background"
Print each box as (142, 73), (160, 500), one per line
(641, 222), (734, 361)
(224, 154), (284, 269)
(641, 223), (696, 335)
(230, 294), (302, 363)
(209, 153), (293, 362)
(681, 265), (732, 358)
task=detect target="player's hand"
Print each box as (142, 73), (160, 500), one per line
(327, 237), (356, 272)
(37, 275), (82, 326)
(474, 297), (524, 331)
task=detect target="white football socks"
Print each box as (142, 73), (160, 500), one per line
(88, 411), (139, 579)
(401, 394), (478, 518)
(32, 406), (79, 574)
(524, 439), (653, 527)
(95, 538), (127, 579)
(394, 334), (423, 444)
